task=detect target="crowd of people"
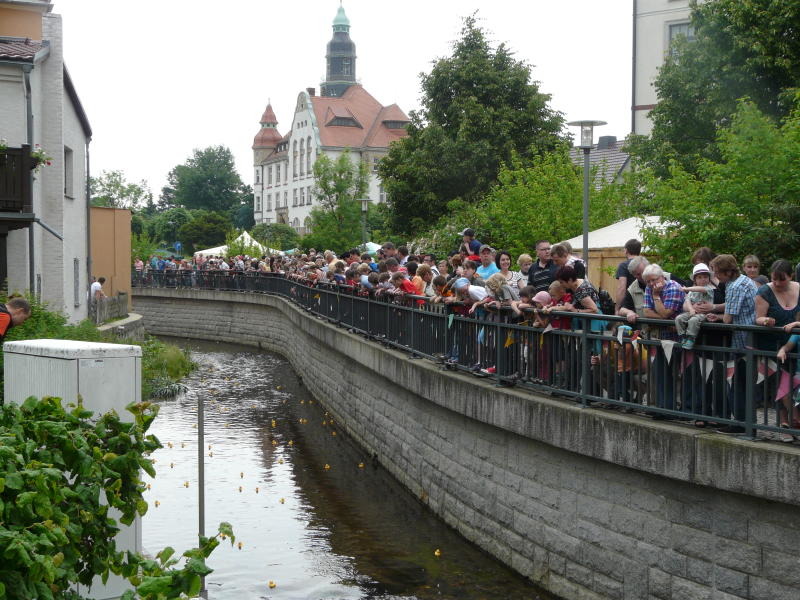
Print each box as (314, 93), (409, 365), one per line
(134, 228), (800, 441)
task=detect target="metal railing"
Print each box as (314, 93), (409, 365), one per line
(133, 270), (800, 441)
(90, 292), (129, 325)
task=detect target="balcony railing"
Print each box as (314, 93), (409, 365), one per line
(0, 145), (34, 214)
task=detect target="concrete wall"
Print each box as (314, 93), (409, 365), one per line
(133, 288), (800, 600)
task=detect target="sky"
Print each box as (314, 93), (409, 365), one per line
(56, 0), (632, 199)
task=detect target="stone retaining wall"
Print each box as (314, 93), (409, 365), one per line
(133, 288), (800, 600)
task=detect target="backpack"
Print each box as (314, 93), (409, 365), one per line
(597, 289), (616, 315)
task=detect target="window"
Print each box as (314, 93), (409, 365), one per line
(300, 187), (305, 205)
(668, 22), (695, 56)
(383, 120), (408, 130)
(342, 58), (351, 75)
(276, 163), (280, 184)
(293, 141), (298, 178)
(299, 139), (305, 176)
(306, 137), (312, 174)
(73, 258), (80, 307)
(372, 156), (380, 173)
(307, 185), (313, 205)
(268, 165), (272, 185)
(293, 189), (298, 206)
(284, 191), (288, 207)
(255, 169), (260, 184)
(255, 195), (261, 212)
(267, 194), (272, 211)
(328, 117), (358, 127)
(284, 162), (288, 183)
(64, 146), (74, 197)
(379, 184), (386, 203)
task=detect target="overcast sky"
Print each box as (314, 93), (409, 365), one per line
(56, 0), (631, 199)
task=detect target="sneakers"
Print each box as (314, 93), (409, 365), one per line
(681, 336), (695, 350)
(481, 366), (497, 375)
(778, 424), (796, 443)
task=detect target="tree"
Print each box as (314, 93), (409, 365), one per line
(163, 146), (248, 213)
(251, 223), (300, 251)
(378, 15), (565, 236)
(177, 211), (231, 253)
(411, 146), (630, 259)
(230, 185), (255, 230)
(302, 151), (369, 253)
(90, 170), (152, 209)
(639, 99), (800, 276)
(131, 232), (159, 263)
(145, 207), (192, 246)
(627, 0), (800, 178)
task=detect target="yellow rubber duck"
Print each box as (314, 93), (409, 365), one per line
(276, 385), (283, 391)
(183, 481), (189, 488)
(271, 440), (277, 446)
(288, 440), (294, 447)
(255, 487), (259, 494)
(238, 486), (242, 493)
(154, 500), (160, 507)
(434, 549), (441, 557)
(268, 581), (276, 589)
(237, 542), (243, 550)
(322, 420), (327, 426)
(240, 472), (244, 478)
(167, 442), (173, 448)
(332, 431), (337, 436)
(146, 483), (152, 490)
(358, 463), (364, 469)
(208, 452), (213, 457)
(278, 458), (284, 464)
(271, 420), (277, 428)
(181, 442), (186, 448)
(324, 464), (331, 470)
(170, 462), (174, 469)
(279, 498), (285, 504)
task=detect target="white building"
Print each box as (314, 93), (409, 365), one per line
(0, 0), (91, 322)
(632, 0), (695, 135)
(252, 6), (409, 234)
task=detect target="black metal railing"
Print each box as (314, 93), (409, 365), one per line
(133, 270), (800, 441)
(0, 145), (34, 213)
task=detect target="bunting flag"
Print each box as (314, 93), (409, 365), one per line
(702, 358), (716, 383)
(477, 327), (485, 344)
(313, 293), (320, 300)
(661, 340), (676, 364)
(542, 324), (554, 334)
(725, 360), (737, 383)
(504, 332), (515, 348)
(448, 313), (454, 329)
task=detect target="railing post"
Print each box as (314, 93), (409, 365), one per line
(581, 322), (589, 407)
(744, 347), (756, 439)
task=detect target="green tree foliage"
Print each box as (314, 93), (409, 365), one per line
(131, 232), (159, 264)
(90, 170), (152, 210)
(0, 395), (232, 599)
(231, 187), (255, 230)
(627, 0), (800, 177)
(251, 223), (300, 251)
(412, 147), (630, 259)
(162, 146), (248, 213)
(144, 208), (192, 246)
(301, 151), (369, 253)
(378, 15), (565, 236)
(639, 99), (800, 276)
(176, 211), (232, 253)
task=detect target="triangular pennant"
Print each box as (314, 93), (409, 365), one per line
(661, 340), (676, 364)
(543, 324), (554, 334)
(477, 327), (485, 344)
(313, 293), (320, 300)
(703, 358), (715, 382)
(617, 328), (625, 345)
(448, 313), (454, 329)
(504, 332), (515, 348)
(725, 360), (736, 384)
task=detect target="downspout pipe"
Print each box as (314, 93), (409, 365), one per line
(631, 0), (638, 135)
(85, 139), (91, 312)
(23, 65), (35, 293)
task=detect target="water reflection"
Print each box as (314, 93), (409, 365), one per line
(144, 338), (551, 599)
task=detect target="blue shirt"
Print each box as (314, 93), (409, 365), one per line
(724, 274), (757, 349)
(476, 263), (499, 280)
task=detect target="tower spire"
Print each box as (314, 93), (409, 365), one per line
(321, 4), (356, 97)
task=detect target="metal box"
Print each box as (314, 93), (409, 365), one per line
(3, 339), (143, 600)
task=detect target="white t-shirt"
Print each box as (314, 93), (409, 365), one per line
(466, 285), (488, 302)
(90, 281), (102, 300)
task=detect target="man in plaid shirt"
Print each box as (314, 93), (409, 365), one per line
(709, 254), (758, 434)
(643, 264), (686, 414)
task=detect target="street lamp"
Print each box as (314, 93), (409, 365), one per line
(359, 198), (370, 245)
(567, 120), (606, 272)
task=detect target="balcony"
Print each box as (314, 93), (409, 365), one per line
(0, 144), (34, 221)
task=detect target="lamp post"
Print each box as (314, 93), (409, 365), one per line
(360, 198), (369, 245)
(566, 120), (606, 272)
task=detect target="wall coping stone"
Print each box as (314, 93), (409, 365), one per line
(134, 287), (800, 507)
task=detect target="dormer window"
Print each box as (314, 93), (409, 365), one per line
(383, 120), (409, 130)
(329, 117), (360, 128)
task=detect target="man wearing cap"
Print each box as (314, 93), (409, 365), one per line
(459, 228), (481, 256)
(452, 277), (488, 306)
(476, 245), (499, 280)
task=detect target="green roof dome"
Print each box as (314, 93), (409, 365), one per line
(333, 5), (350, 31)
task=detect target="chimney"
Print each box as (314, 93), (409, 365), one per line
(597, 136), (617, 150)
(306, 87), (316, 97)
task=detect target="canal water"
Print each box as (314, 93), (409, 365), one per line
(143, 339), (552, 599)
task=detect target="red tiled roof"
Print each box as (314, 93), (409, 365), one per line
(252, 126), (282, 149)
(260, 104), (278, 124)
(310, 85), (409, 149)
(0, 38), (45, 61)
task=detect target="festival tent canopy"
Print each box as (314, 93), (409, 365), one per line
(194, 231), (283, 257)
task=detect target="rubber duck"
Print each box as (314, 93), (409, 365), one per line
(167, 442), (173, 448)
(240, 472), (244, 478)
(322, 421), (327, 426)
(278, 458), (284, 465)
(208, 452), (213, 457)
(331, 431), (337, 436)
(434, 549), (441, 557)
(324, 464), (331, 470)
(183, 481), (189, 488)
(358, 463), (364, 469)
(279, 498), (285, 504)
(181, 442), (185, 448)
(288, 440), (294, 447)
(146, 483), (152, 490)
(271, 420), (276, 428)
(276, 385), (283, 391)
(154, 500), (160, 507)
(255, 487), (259, 494)
(238, 486), (242, 493)
(170, 463), (174, 469)
(268, 581), (276, 589)
(271, 440), (277, 446)
(237, 542), (243, 550)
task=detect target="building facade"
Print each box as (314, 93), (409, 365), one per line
(252, 6), (408, 234)
(632, 0), (695, 135)
(0, 0), (91, 322)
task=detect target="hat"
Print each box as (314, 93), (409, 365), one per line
(532, 291), (552, 306)
(453, 277), (470, 290)
(692, 263), (710, 279)
(459, 228), (474, 237)
(478, 244), (494, 254)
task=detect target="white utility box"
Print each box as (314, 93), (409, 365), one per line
(3, 339), (143, 600)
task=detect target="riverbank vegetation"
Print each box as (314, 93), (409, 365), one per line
(0, 295), (195, 402)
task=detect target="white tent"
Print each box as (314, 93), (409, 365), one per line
(560, 216), (662, 252)
(194, 231), (283, 257)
